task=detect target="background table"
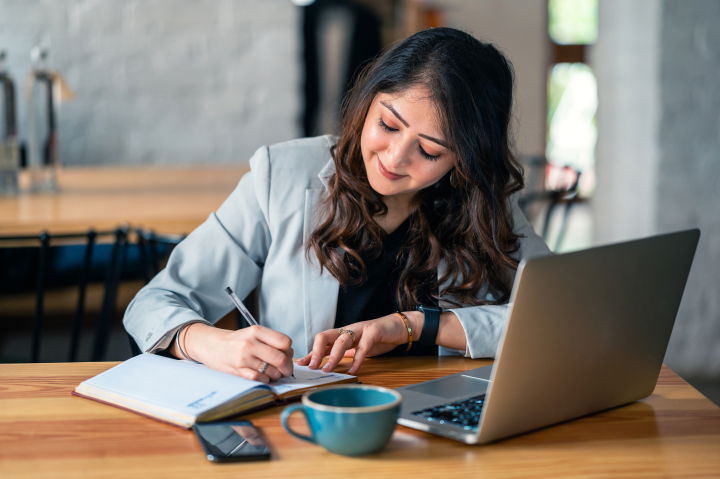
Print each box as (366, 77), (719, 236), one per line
(1, 357), (719, 478)
(0, 166), (248, 235)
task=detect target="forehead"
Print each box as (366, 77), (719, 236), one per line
(375, 85), (435, 107)
(373, 86), (444, 133)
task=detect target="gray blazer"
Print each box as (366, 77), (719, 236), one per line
(123, 135), (550, 357)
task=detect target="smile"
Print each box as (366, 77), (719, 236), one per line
(377, 156), (407, 181)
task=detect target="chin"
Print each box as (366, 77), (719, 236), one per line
(366, 177), (393, 196)
(368, 178), (410, 198)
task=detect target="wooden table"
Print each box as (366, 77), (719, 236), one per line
(0, 166), (248, 235)
(1, 358), (719, 478)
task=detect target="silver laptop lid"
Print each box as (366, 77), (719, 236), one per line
(476, 229), (699, 444)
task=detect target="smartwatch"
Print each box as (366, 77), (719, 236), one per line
(416, 304), (442, 348)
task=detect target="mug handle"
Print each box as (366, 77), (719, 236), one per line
(281, 404), (315, 444)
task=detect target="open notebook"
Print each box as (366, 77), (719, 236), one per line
(74, 353), (356, 428)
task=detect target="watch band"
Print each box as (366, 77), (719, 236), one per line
(416, 304), (442, 348)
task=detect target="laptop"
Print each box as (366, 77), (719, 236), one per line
(397, 229), (700, 444)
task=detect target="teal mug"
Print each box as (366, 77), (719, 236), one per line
(281, 384), (401, 456)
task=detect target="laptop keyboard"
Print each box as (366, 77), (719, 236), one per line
(412, 394), (486, 431)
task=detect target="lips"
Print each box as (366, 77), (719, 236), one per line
(377, 156), (407, 181)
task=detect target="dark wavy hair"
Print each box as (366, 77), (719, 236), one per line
(307, 27), (524, 310)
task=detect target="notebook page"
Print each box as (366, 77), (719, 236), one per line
(76, 353), (269, 417)
(269, 365), (355, 396)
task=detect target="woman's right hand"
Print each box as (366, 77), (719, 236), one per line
(174, 323), (294, 383)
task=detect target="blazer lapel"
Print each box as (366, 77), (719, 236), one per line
(301, 187), (340, 353)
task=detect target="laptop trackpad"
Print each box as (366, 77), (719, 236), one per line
(406, 374), (489, 399)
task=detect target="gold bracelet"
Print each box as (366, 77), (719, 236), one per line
(394, 312), (413, 352)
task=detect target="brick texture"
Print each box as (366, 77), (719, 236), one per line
(0, 0), (300, 165)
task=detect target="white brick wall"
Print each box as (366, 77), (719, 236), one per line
(0, 0), (300, 165)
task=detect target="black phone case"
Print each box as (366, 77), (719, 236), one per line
(193, 420), (271, 463)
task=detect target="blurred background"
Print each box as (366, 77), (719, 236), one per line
(0, 0), (718, 403)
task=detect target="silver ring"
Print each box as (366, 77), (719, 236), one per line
(338, 328), (355, 343)
(258, 361), (268, 374)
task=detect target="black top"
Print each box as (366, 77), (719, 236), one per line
(334, 219), (438, 355)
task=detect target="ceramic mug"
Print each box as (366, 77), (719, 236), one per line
(281, 384), (401, 456)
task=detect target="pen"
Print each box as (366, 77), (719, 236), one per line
(225, 286), (258, 327)
(225, 286), (294, 378)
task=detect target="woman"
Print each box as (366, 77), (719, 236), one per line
(123, 27), (550, 382)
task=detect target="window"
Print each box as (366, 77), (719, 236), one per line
(542, 0), (598, 250)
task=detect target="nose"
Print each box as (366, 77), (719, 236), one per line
(385, 136), (412, 170)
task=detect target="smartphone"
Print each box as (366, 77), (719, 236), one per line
(193, 420), (271, 462)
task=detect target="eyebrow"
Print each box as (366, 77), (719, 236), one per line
(380, 101), (449, 149)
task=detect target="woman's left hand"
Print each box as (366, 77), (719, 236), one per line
(296, 313), (417, 375)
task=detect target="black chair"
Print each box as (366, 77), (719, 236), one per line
(519, 159), (583, 251)
(0, 226), (129, 362)
(127, 228), (186, 356)
(134, 228), (185, 281)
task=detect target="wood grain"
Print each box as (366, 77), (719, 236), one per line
(0, 166), (248, 235)
(0, 359), (719, 479)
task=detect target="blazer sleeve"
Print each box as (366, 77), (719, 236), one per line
(123, 146), (273, 353)
(440, 198), (552, 358)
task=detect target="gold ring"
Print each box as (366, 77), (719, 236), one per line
(338, 328), (355, 343)
(258, 361), (268, 374)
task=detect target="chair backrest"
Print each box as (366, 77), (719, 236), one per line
(518, 159), (583, 251)
(134, 228), (185, 281)
(0, 227), (129, 362)
(128, 228), (185, 356)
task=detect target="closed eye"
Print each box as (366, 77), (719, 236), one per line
(378, 118), (398, 132)
(419, 145), (441, 161)
(380, 117), (441, 161)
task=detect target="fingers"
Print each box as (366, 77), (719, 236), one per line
(297, 317), (400, 375)
(306, 332), (335, 369)
(232, 358), (289, 383)
(239, 326), (293, 377)
(300, 329), (356, 372)
(348, 327), (379, 375)
(233, 367), (273, 384)
(250, 325), (292, 353)
(204, 327), (294, 380)
(348, 341), (369, 375)
(260, 362), (284, 382)
(253, 341), (294, 377)
(295, 354), (311, 366)
(322, 331), (355, 372)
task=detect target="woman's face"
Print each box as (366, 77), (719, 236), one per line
(360, 86), (456, 208)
